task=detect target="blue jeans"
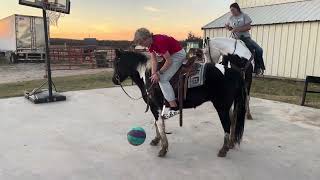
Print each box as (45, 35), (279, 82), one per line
(240, 37), (265, 71)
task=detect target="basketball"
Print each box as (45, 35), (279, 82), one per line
(127, 127), (146, 146)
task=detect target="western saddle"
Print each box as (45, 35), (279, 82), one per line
(158, 48), (203, 126)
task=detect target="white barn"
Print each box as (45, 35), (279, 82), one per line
(202, 0), (320, 79)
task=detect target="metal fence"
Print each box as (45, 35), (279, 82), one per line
(49, 46), (115, 70)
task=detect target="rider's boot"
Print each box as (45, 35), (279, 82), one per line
(161, 106), (180, 119)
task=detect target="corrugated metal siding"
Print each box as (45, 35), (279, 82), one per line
(236, 0), (304, 8)
(203, 21), (320, 79)
(313, 23), (320, 77)
(202, 0), (320, 29)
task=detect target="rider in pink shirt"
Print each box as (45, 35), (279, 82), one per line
(149, 34), (183, 55)
(134, 28), (186, 119)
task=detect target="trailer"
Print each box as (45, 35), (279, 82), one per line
(0, 14), (47, 63)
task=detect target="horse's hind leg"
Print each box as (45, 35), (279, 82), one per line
(150, 121), (161, 146)
(156, 117), (169, 157)
(246, 96), (253, 120)
(219, 133), (231, 157)
(216, 107), (231, 157)
(245, 67), (253, 120)
(229, 104), (238, 149)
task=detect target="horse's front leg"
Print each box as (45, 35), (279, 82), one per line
(150, 120), (161, 146)
(218, 133), (231, 157)
(156, 117), (168, 157)
(149, 105), (161, 146)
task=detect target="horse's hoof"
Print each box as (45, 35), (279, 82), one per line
(150, 139), (160, 146)
(218, 146), (229, 157)
(228, 143), (235, 149)
(158, 149), (167, 157)
(217, 150), (227, 157)
(247, 114), (253, 120)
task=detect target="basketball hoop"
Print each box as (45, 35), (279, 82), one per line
(42, 0), (65, 26)
(46, 10), (64, 26)
(19, 0), (71, 104)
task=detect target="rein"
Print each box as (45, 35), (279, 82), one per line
(206, 37), (214, 63)
(228, 32), (252, 77)
(230, 32), (239, 55)
(232, 38), (238, 55)
(118, 80), (144, 100)
(115, 74), (154, 113)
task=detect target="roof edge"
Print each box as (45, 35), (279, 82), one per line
(202, 19), (320, 30)
(242, 0), (310, 9)
(201, 11), (229, 29)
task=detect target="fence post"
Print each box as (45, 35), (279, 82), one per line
(301, 78), (308, 106)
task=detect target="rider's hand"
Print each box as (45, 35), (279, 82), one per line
(231, 28), (238, 33)
(150, 73), (160, 84)
(225, 24), (232, 31)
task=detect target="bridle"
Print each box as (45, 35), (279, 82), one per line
(228, 33), (254, 78)
(113, 56), (154, 112)
(205, 37), (214, 63)
(205, 35), (238, 63)
(114, 56), (144, 100)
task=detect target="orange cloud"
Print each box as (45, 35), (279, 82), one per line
(49, 16), (203, 40)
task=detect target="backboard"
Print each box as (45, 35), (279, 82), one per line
(19, 0), (70, 14)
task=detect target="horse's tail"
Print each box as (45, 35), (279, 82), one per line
(234, 75), (247, 144)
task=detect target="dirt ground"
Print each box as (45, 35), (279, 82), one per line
(0, 63), (112, 84)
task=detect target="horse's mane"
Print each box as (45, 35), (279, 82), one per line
(117, 50), (151, 83)
(120, 51), (148, 65)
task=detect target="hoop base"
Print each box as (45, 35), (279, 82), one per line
(25, 90), (66, 104)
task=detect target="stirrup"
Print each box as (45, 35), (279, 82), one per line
(161, 105), (180, 119)
(162, 110), (179, 119)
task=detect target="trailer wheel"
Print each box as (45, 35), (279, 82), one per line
(10, 53), (17, 63)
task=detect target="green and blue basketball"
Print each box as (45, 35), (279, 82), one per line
(127, 127), (146, 146)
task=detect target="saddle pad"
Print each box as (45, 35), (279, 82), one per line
(187, 63), (206, 88)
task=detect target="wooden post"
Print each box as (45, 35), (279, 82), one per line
(301, 77), (308, 106)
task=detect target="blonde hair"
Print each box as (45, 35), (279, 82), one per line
(133, 28), (153, 43)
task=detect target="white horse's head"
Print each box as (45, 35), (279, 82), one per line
(203, 45), (222, 64)
(204, 37), (252, 64)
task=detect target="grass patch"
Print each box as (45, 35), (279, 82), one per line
(0, 56), (7, 65)
(0, 71), (132, 99)
(0, 71), (319, 108)
(251, 77), (320, 108)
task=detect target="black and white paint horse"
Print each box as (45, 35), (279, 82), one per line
(203, 37), (254, 120)
(112, 49), (247, 157)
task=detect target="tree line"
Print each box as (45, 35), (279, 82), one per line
(50, 32), (203, 50)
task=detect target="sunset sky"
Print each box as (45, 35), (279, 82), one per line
(0, 0), (233, 40)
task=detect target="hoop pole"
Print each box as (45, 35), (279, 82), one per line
(43, 9), (53, 101)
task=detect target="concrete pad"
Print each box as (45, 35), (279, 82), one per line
(0, 87), (319, 180)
